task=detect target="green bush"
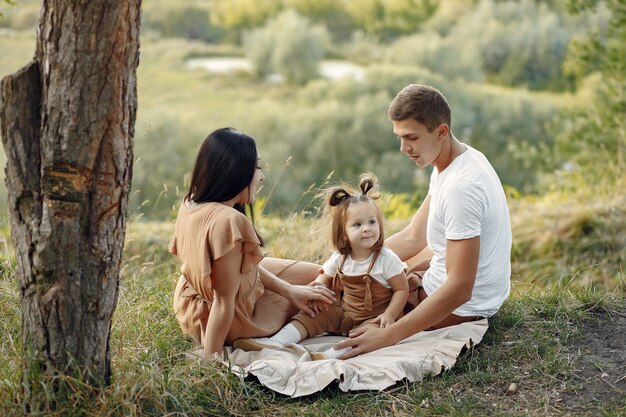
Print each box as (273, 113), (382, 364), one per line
(143, 5), (224, 42)
(285, 0), (354, 42)
(411, 0), (604, 91)
(552, 0), (625, 188)
(244, 9), (329, 85)
(244, 64), (564, 213)
(337, 31), (384, 65)
(131, 116), (191, 220)
(385, 31), (485, 82)
(342, 0), (437, 40)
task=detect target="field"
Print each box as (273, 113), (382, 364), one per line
(0, 1), (625, 414)
(1, 179), (624, 415)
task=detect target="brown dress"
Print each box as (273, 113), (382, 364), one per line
(293, 250), (405, 337)
(169, 201), (318, 346)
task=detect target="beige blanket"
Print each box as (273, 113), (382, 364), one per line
(225, 319), (489, 397)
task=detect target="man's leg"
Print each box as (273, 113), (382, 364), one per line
(416, 287), (483, 329)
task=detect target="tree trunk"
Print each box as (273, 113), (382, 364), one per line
(0, 0), (141, 408)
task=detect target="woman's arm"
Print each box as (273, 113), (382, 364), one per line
(203, 241), (244, 356)
(308, 273), (335, 313)
(258, 266), (336, 317)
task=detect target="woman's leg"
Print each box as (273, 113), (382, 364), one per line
(260, 258), (320, 285)
(251, 258), (321, 332)
(233, 308), (343, 352)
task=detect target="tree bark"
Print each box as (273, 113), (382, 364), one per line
(0, 0), (141, 407)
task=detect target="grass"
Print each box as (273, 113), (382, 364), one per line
(1, 264), (623, 416)
(0, 18), (624, 417)
(509, 174), (625, 291)
(1, 190), (625, 415)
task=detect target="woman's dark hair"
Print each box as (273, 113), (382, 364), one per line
(185, 127), (263, 244)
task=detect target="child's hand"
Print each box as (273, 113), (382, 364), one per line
(305, 274), (334, 315)
(288, 284), (335, 318)
(308, 298), (330, 314)
(375, 312), (395, 328)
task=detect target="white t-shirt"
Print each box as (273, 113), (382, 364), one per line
(422, 144), (511, 317)
(322, 247), (405, 288)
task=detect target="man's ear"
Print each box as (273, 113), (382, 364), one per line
(438, 123), (449, 138)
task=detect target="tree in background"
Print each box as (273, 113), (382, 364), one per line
(0, 0), (141, 410)
(401, 0), (580, 91)
(144, 5), (224, 42)
(244, 10), (329, 85)
(285, 0), (354, 41)
(210, 0), (280, 33)
(342, 0), (436, 40)
(556, 0), (625, 184)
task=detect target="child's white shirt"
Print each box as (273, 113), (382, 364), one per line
(322, 247), (405, 288)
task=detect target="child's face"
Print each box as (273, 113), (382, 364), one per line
(344, 201), (380, 253)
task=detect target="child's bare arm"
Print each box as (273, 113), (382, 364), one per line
(377, 271), (409, 326)
(309, 272), (333, 288)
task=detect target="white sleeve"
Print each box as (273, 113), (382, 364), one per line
(322, 251), (342, 276)
(441, 179), (485, 240)
(381, 249), (406, 281)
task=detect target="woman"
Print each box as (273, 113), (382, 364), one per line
(169, 127), (335, 358)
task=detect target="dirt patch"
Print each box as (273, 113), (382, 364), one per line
(561, 306), (626, 413)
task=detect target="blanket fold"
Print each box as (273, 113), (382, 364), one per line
(224, 319), (489, 397)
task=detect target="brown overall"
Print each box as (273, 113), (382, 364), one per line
(293, 250), (403, 337)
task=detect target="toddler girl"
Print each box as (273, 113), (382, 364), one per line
(234, 174), (408, 360)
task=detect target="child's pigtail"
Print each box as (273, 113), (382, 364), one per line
(328, 187), (351, 207)
(359, 173), (381, 200)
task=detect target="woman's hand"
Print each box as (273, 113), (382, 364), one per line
(334, 325), (397, 359)
(286, 284), (335, 318)
(374, 312), (395, 328)
(306, 275), (334, 314)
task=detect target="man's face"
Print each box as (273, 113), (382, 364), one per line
(392, 119), (446, 168)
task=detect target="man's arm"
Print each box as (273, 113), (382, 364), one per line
(386, 195), (431, 262)
(335, 236), (480, 358)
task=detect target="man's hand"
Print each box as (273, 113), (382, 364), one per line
(334, 325), (397, 359)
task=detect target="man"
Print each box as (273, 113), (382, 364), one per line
(336, 84), (511, 358)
